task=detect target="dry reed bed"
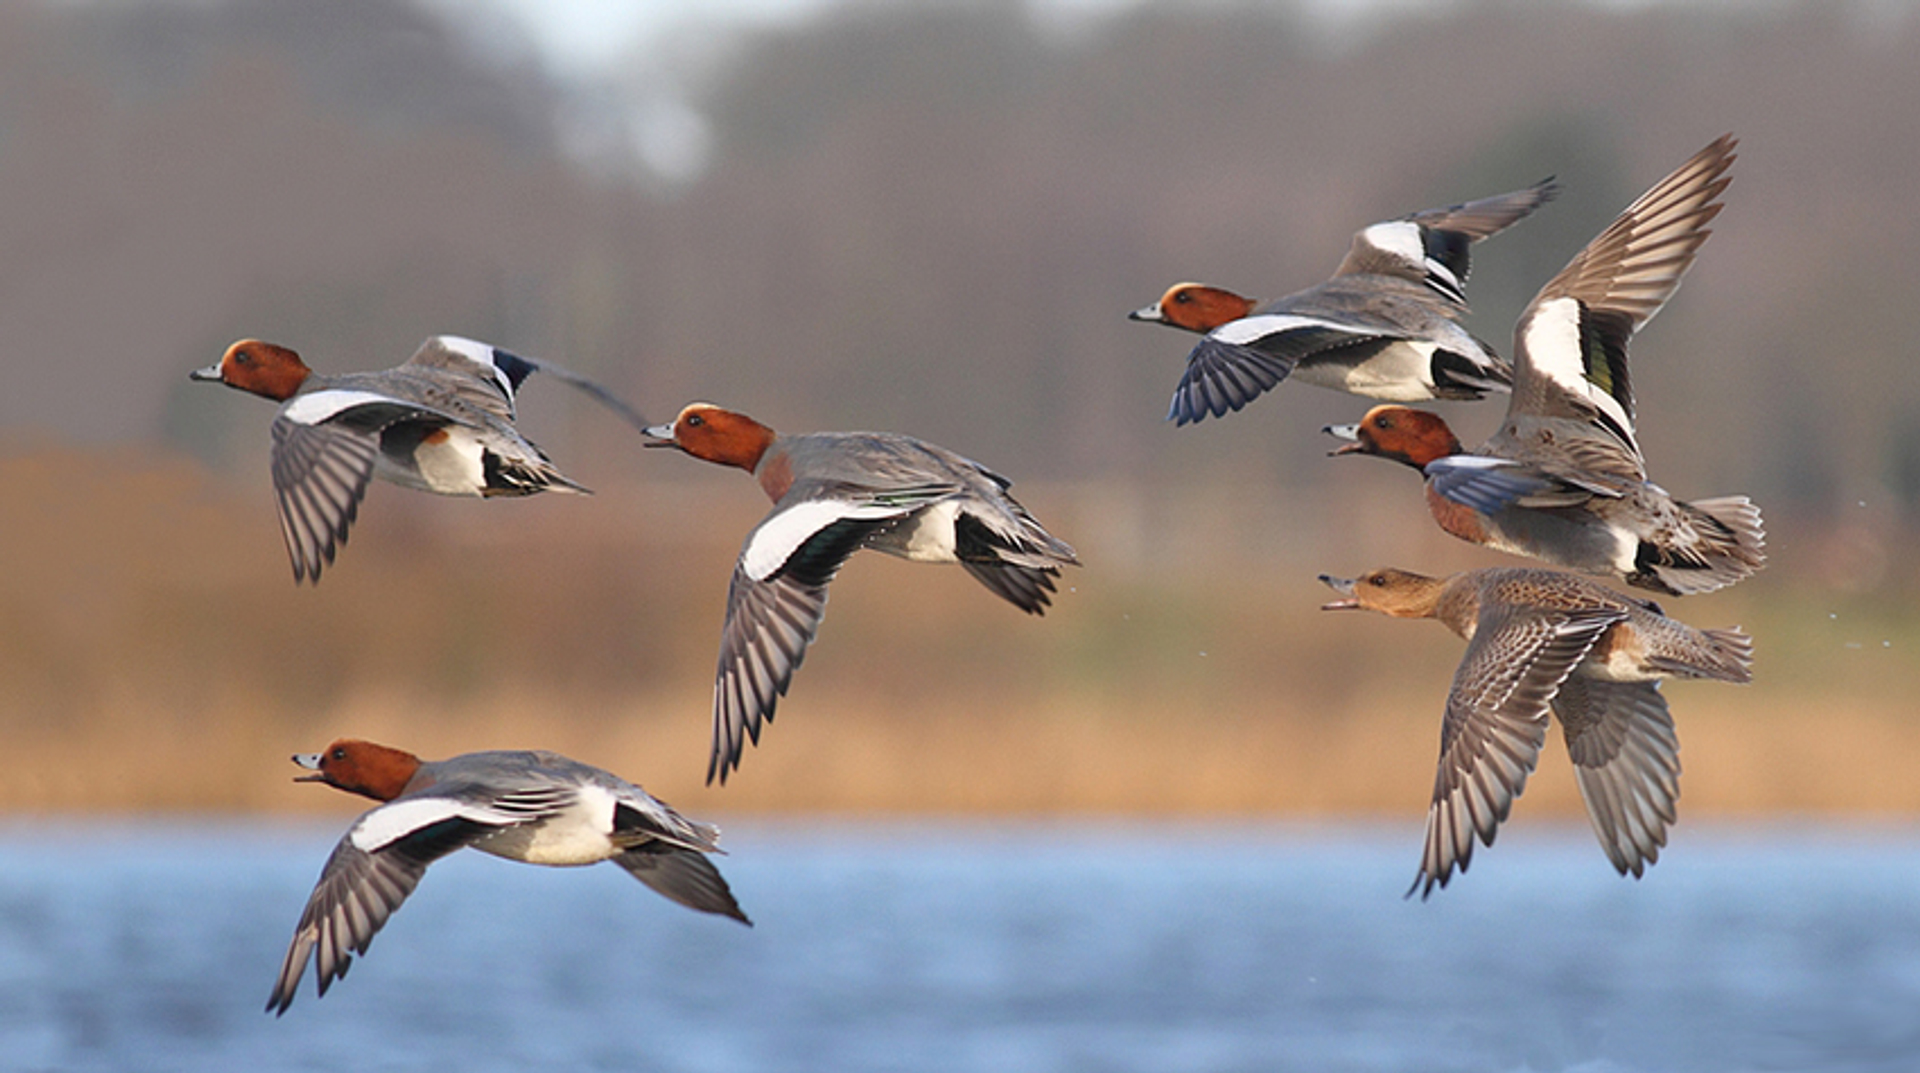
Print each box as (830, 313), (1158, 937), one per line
(1, 448), (1915, 819)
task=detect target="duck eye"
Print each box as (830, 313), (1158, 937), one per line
(331, 747), (348, 760)
(686, 414), (705, 428)
(1172, 291), (1192, 304)
(1368, 575), (1387, 587)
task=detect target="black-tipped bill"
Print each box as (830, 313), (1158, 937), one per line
(1322, 423), (1367, 457)
(188, 363), (225, 383)
(291, 752), (326, 782)
(641, 423), (681, 448)
(1127, 302), (1165, 323)
(1317, 573), (1360, 610)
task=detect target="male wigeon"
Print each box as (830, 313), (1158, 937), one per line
(1130, 178), (1557, 424)
(643, 403), (1080, 784)
(1326, 135), (1764, 596)
(268, 739), (749, 1015)
(1319, 566), (1752, 898)
(192, 335), (641, 584)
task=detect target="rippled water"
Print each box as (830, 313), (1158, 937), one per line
(0, 819), (1915, 1072)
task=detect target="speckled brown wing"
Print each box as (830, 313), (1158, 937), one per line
(1413, 603), (1627, 899)
(1555, 677), (1680, 878)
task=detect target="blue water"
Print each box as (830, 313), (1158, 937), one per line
(0, 819), (1914, 1072)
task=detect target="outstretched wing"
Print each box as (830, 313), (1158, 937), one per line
(1336, 178), (1560, 303)
(611, 843), (752, 924)
(1168, 320), (1383, 425)
(707, 493), (933, 784)
(1509, 136), (1736, 462)
(268, 391), (450, 584)
(1411, 604), (1625, 899)
(1556, 677), (1680, 878)
(266, 790), (564, 1015)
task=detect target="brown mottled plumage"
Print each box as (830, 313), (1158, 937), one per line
(1320, 566), (1751, 898)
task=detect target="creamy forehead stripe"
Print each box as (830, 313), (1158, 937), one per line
(742, 499), (911, 581)
(282, 389), (402, 426)
(1519, 296), (1635, 436)
(1211, 312), (1362, 346)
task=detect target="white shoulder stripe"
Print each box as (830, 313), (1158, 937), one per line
(1212, 312), (1364, 346)
(743, 499), (910, 581)
(1520, 296), (1635, 435)
(349, 796), (520, 853)
(282, 389), (406, 426)
(1429, 454), (1516, 472)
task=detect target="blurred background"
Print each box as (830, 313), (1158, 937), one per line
(1, 0), (1915, 821)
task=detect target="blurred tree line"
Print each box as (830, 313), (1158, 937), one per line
(1, 0), (1916, 557)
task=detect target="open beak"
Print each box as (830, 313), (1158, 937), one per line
(291, 753), (327, 782)
(641, 423), (681, 449)
(1127, 302), (1165, 323)
(1322, 423), (1366, 457)
(1317, 573), (1360, 611)
(188, 362), (225, 383)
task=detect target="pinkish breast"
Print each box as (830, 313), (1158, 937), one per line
(756, 450), (794, 502)
(1426, 483), (1490, 544)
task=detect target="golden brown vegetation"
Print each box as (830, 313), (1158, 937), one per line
(2, 448), (1914, 820)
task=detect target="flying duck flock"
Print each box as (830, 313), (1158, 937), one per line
(191, 135), (1760, 1010)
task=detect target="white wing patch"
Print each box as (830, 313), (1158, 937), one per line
(429, 335), (514, 399)
(742, 499), (910, 581)
(349, 796), (521, 854)
(1431, 455), (1516, 473)
(1357, 220), (1425, 267)
(1211, 312), (1362, 346)
(1520, 296), (1635, 437)
(282, 389), (404, 427)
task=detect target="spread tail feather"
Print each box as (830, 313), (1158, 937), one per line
(1637, 495), (1766, 596)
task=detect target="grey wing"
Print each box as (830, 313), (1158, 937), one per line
(401, 336), (522, 421)
(269, 417), (381, 584)
(266, 812), (495, 1015)
(1412, 604), (1626, 899)
(1400, 178), (1562, 242)
(1336, 178), (1559, 302)
(1426, 455), (1621, 515)
(710, 510), (901, 785)
(1509, 136), (1736, 449)
(1166, 332), (1307, 425)
(611, 843), (752, 924)
(1556, 677), (1679, 878)
(959, 560), (1061, 614)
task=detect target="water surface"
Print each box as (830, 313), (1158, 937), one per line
(0, 819), (1914, 1072)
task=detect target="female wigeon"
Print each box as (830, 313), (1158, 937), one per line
(644, 403), (1080, 784)
(269, 739), (749, 1015)
(1319, 566), (1752, 898)
(191, 335), (633, 584)
(1130, 179), (1557, 423)
(1326, 135), (1764, 596)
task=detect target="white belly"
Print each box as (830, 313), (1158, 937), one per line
(410, 431), (488, 496)
(477, 820), (615, 866)
(1293, 341), (1436, 400)
(875, 500), (961, 563)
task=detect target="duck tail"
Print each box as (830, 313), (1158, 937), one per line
(1697, 626), (1755, 684)
(1638, 495), (1766, 596)
(1649, 625), (1754, 684)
